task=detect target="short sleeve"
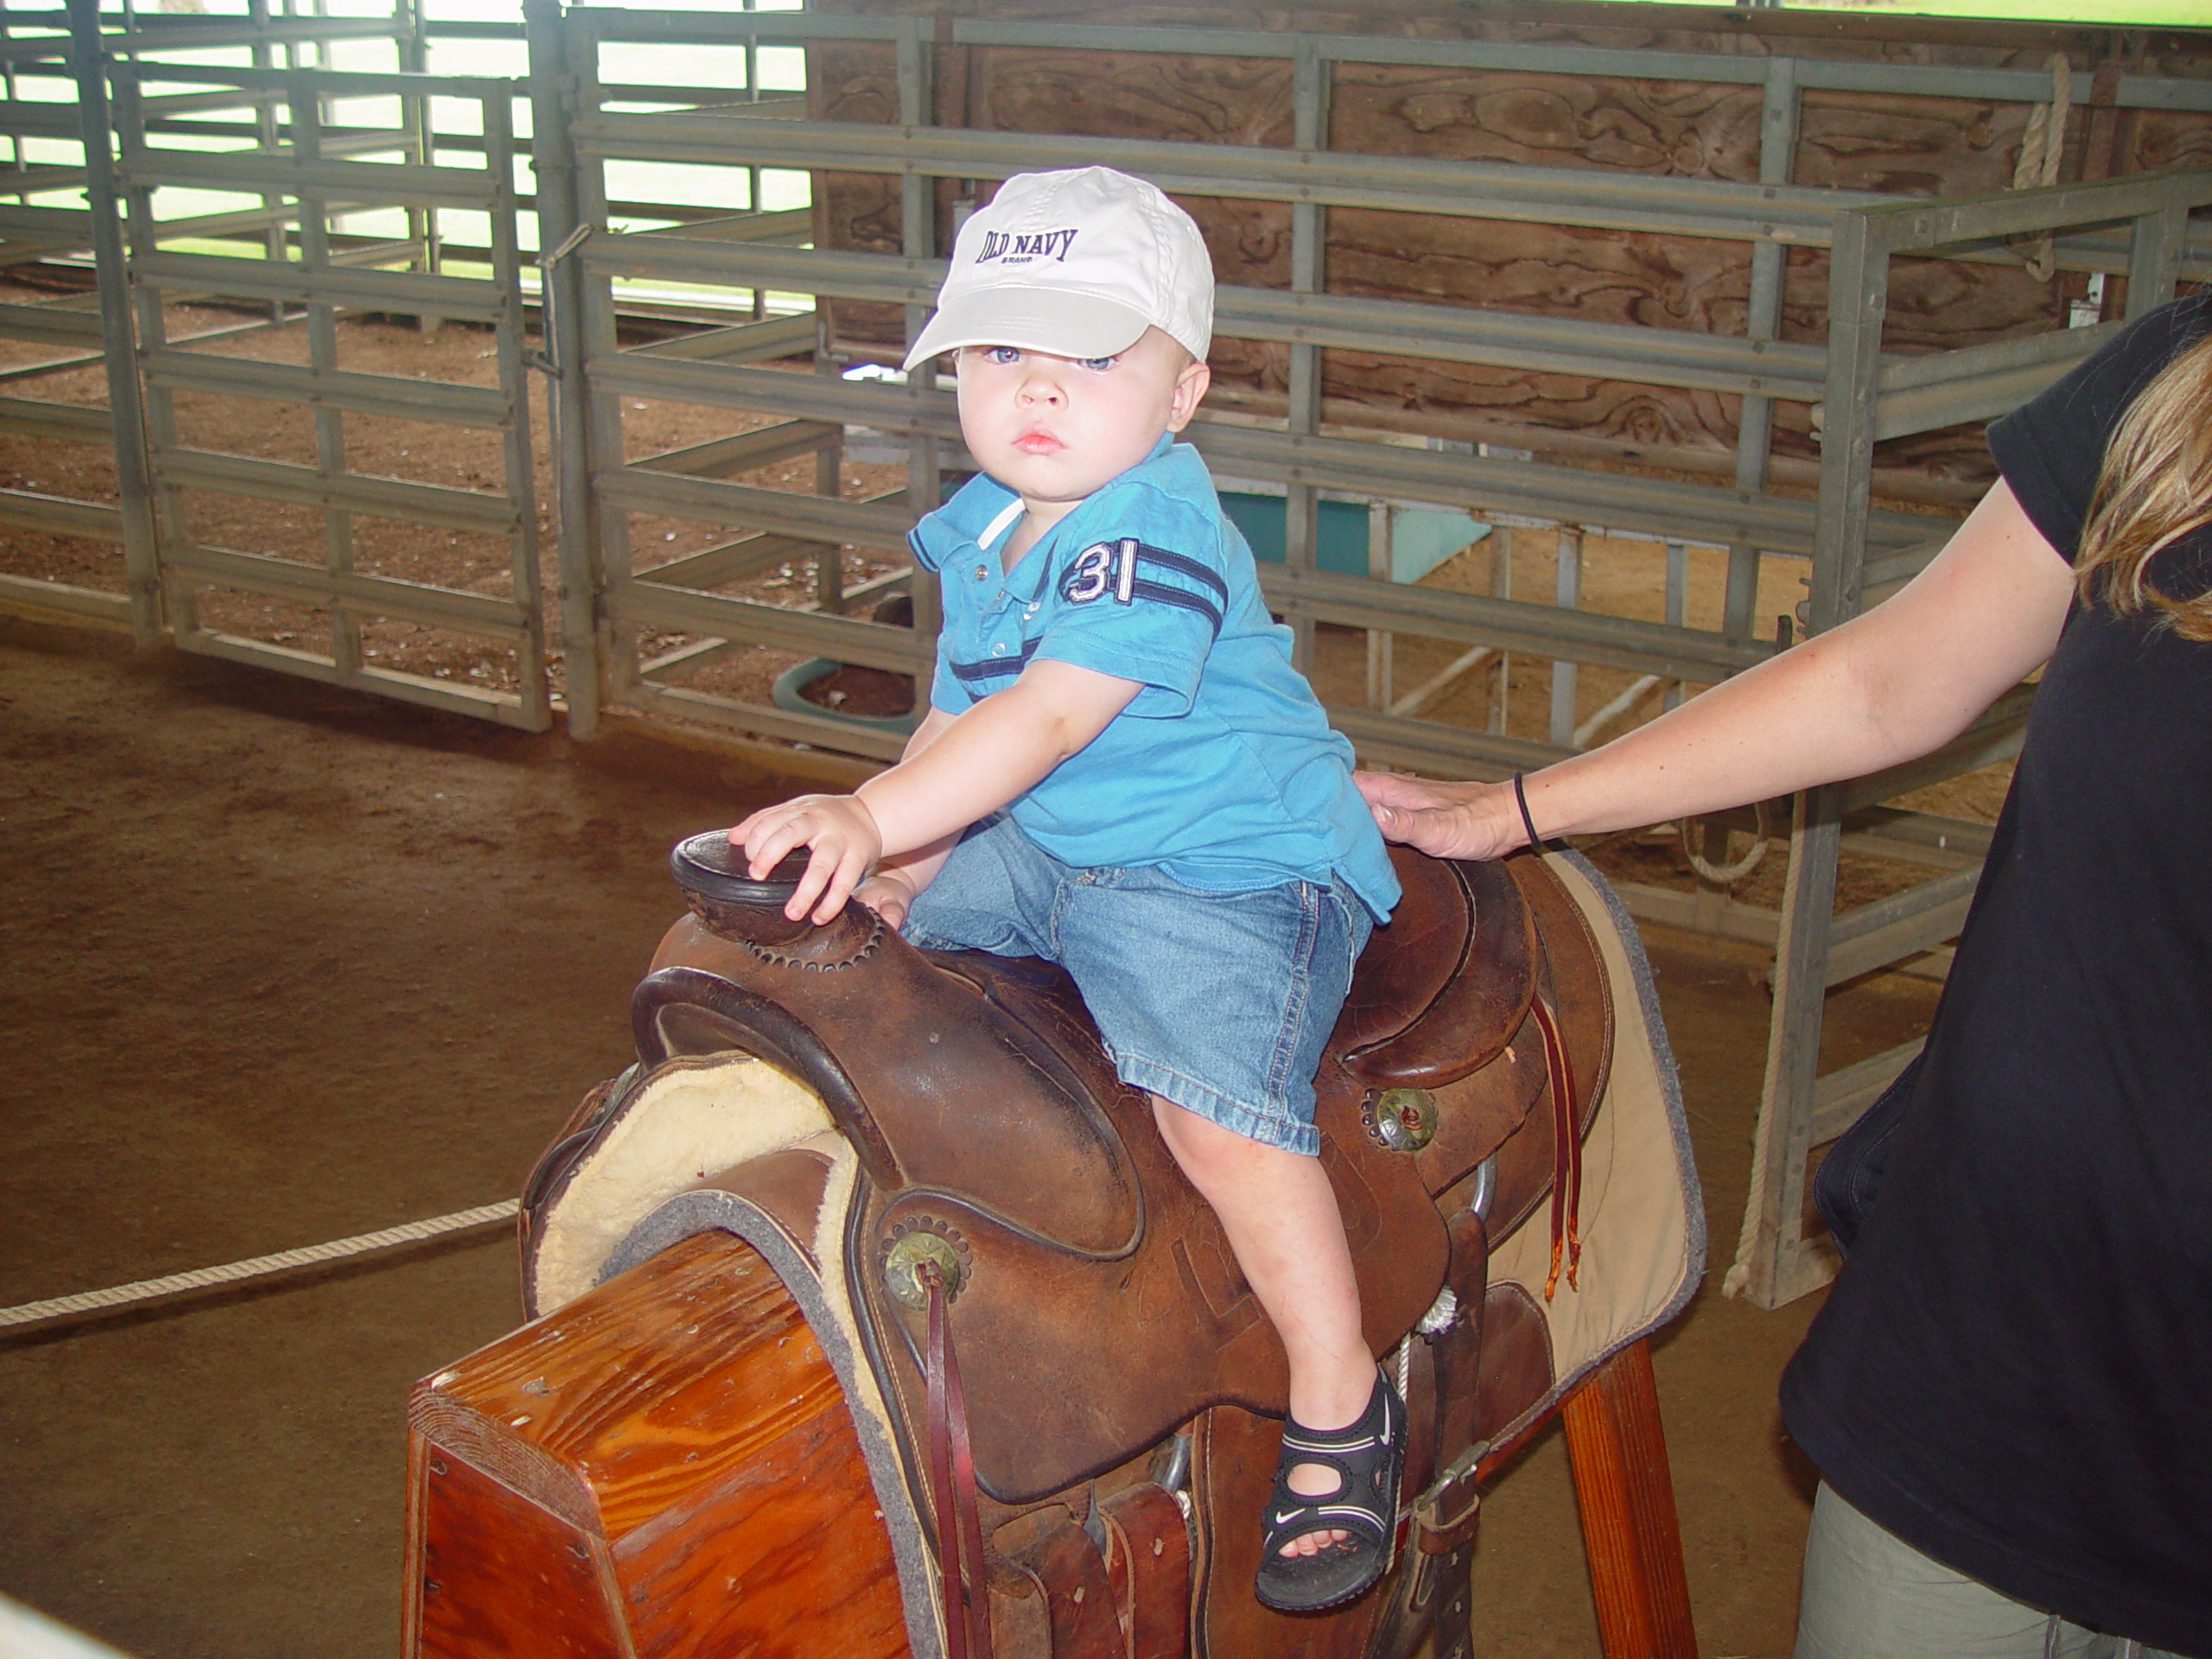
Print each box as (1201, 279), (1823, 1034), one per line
(928, 657), (966, 714)
(1987, 294), (2212, 563)
(1030, 487), (1232, 717)
(907, 524), (943, 575)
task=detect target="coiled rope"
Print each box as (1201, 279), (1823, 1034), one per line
(2013, 54), (2074, 283)
(1681, 803), (1770, 887)
(0, 1199), (518, 1332)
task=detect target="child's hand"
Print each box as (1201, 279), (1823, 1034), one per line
(730, 794), (883, 925)
(853, 869), (919, 928)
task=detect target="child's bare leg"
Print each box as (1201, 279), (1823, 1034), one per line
(1150, 1094), (1378, 1558)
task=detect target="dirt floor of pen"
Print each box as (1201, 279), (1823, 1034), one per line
(0, 615), (1946, 1659)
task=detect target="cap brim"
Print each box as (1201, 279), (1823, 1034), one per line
(900, 288), (1154, 372)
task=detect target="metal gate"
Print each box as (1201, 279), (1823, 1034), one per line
(105, 39), (550, 729)
(0, 5), (156, 639)
(523, 3), (2212, 1314)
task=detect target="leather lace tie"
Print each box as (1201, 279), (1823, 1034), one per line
(921, 1260), (995, 1659)
(1533, 995), (1584, 1298)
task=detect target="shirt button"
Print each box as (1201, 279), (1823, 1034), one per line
(973, 563), (988, 580)
(991, 644), (1006, 655)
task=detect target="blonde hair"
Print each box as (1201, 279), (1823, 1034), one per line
(2074, 325), (2212, 642)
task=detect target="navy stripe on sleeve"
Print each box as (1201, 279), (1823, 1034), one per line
(1128, 580), (1223, 632)
(1061, 538), (1230, 628)
(1138, 545), (1230, 605)
(947, 639), (1039, 684)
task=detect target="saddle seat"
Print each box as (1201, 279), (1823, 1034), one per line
(522, 836), (1609, 1506)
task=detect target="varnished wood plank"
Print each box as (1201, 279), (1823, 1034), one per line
(617, 1405), (912, 1659)
(414, 1450), (630, 1659)
(411, 1232), (847, 1542)
(1560, 1338), (1697, 1659)
(406, 1232), (912, 1659)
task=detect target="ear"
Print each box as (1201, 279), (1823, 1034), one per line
(1164, 357), (1211, 433)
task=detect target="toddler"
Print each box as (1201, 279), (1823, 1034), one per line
(734, 166), (1404, 1612)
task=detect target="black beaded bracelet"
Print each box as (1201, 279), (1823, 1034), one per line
(1511, 771), (1544, 852)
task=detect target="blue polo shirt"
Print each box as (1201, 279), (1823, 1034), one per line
(909, 436), (1400, 923)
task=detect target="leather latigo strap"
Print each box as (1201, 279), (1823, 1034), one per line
(1466, 854), (1613, 1256)
(1534, 995), (1583, 1299)
(1096, 1483), (1191, 1659)
(922, 1261), (994, 1659)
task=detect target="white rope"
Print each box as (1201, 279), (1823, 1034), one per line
(1416, 1285), (1459, 1337)
(1573, 672), (1663, 750)
(2012, 54), (2073, 283)
(1681, 802), (1770, 887)
(1389, 644), (1497, 720)
(0, 1199), (519, 1331)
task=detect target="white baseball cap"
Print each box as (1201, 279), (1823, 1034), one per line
(900, 167), (1214, 372)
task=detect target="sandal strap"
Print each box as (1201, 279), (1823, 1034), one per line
(1260, 1371), (1403, 1551)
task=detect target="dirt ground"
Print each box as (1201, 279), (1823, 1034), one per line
(0, 613), (1949, 1659)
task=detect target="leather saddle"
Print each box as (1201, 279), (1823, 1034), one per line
(520, 835), (1611, 1510)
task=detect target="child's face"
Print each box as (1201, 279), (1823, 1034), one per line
(953, 327), (1210, 517)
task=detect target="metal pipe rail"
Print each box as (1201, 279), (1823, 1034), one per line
(0, 0), (151, 638)
(593, 228), (1839, 401)
(578, 229), (1934, 563)
(576, 110), (1894, 247)
(130, 250), (505, 322)
(952, 16), (2212, 117)
(545, 10), (2212, 785)
(1728, 163), (2212, 1309)
(121, 60), (519, 102)
(100, 46), (554, 732)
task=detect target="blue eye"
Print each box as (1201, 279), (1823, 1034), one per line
(982, 345), (1021, 365)
(1077, 354), (1117, 372)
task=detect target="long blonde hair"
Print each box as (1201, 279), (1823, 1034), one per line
(2075, 324), (2212, 642)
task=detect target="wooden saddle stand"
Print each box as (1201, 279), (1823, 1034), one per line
(403, 835), (1705, 1659)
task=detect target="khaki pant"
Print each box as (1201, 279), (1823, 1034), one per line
(1794, 1482), (2183, 1659)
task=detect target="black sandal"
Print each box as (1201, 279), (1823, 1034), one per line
(1252, 1370), (1404, 1613)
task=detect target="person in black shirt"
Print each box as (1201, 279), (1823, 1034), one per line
(1357, 291), (2212, 1658)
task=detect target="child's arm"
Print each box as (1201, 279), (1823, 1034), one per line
(849, 707), (957, 927)
(734, 658), (1142, 924)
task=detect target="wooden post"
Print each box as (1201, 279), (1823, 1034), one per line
(1560, 1338), (1697, 1659)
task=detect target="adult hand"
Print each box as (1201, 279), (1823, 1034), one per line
(730, 793), (883, 925)
(1356, 770), (1528, 862)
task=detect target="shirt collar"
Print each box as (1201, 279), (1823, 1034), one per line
(920, 433), (1182, 594)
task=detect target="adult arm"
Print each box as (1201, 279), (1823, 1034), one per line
(733, 658), (1142, 923)
(1358, 480), (2076, 861)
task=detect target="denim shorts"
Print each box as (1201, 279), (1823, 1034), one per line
(901, 817), (1372, 1157)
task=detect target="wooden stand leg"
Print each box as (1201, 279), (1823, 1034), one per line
(1560, 1337), (1698, 1659)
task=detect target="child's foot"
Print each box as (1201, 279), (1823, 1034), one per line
(1253, 1370), (1405, 1612)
